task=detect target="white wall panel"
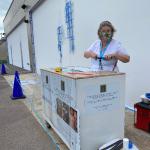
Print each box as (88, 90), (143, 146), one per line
(32, 0), (150, 107)
(7, 45), (12, 64)
(7, 22), (31, 70)
(32, 0), (63, 73)
(74, 0), (147, 108)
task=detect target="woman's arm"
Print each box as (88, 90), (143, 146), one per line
(115, 53), (130, 63)
(105, 41), (130, 63)
(84, 51), (97, 59)
(104, 53), (130, 63)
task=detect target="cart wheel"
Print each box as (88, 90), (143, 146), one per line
(45, 121), (51, 129)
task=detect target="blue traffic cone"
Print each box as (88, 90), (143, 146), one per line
(11, 71), (26, 100)
(14, 71), (20, 82)
(1, 64), (7, 75)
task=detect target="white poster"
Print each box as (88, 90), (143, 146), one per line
(49, 73), (80, 150)
(84, 82), (120, 113)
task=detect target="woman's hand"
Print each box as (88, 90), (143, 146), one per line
(104, 53), (116, 60)
(84, 51), (97, 59)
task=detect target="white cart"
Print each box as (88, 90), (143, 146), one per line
(41, 67), (125, 150)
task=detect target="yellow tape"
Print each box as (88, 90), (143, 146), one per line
(54, 67), (62, 73)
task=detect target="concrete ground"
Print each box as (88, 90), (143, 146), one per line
(3, 64), (31, 75)
(125, 111), (150, 150)
(0, 64), (67, 150)
(0, 75), (53, 150)
(1, 64), (150, 150)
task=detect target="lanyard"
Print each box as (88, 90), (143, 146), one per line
(99, 40), (110, 70)
(100, 41), (110, 58)
(98, 40), (118, 71)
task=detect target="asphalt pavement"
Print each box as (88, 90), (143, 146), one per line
(0, 75), (52, 150)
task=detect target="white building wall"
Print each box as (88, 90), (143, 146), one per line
(7, 44), (13, 65)
(3, 0), (41, 35)
(7, 22), (31, 70)
(32, 0), (150, 108)
(74, 0), (150, 108)
(32, 0), (63, 72)
(7, 32), (22, 68)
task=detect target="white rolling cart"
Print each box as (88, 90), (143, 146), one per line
(41, 67), (125, 150)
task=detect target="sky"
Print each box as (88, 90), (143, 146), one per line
(0, 0), (12, 33)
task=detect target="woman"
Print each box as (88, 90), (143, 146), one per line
(84, 21), (130, 71)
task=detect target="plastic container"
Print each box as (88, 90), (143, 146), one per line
(123, 139), (139, 150)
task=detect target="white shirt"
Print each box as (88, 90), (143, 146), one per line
(87, 39), (128, 71)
